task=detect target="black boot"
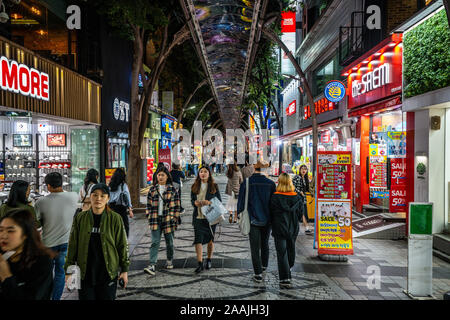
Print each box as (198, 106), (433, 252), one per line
(205, 258), (212, 270)
(195, 261), (204, 274)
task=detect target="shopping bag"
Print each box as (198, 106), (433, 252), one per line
(203, 197), (226, 225)
(66, 265), (81, 291)
(238, 178), (250, 236)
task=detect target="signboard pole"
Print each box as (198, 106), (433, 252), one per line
(404, 202), (434, 299)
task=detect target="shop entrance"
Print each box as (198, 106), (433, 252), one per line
(367, 110), (407, 215)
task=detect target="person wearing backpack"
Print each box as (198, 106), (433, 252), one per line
(108, 168), (133, 237)
(270, 173), (303, 289)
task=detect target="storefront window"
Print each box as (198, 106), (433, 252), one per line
(71, 128), (100, 193)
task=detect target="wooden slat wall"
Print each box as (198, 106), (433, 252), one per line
(0, 36), (101, 124)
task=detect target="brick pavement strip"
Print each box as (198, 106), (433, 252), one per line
(61, 175), (450, 300)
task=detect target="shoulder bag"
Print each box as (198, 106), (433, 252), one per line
(238, 178), (250, 236)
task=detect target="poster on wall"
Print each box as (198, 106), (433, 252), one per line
(317, 201), (353, 254)
(316, 151), (353, 255)
(47, 134), (66, 147)
(390, 158), (407, 213)
(387, 132), (406, 158)
(369, 156), (387, 188)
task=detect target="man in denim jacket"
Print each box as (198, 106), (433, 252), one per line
(237, 159), (276, 283)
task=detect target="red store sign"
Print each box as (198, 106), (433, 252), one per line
(304, 97), (335, 120)
(389, 158), (407, 213)
(0, 56), (50, 101)
(342, 34), (403, 109)
(281, 11), (296, 33)
(286, 100), (296, 116)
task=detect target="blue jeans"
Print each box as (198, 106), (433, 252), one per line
(51, 243), (68, 300)
(149, 221), (174, 265)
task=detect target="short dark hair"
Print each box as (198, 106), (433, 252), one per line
(44, 172), (63, 188)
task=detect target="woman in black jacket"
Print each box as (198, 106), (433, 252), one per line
(191, 166), (222, 274)
(270, 173), (303, 289)
(292, 165), (312, 234)
(0, 208), (55, 300)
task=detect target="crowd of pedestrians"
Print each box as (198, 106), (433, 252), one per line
(0, 157), (314, 299)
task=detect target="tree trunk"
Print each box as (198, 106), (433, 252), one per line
(128, 27), (145, 208)
(262, 27), (318, 177)
(127, 23), (190, 208)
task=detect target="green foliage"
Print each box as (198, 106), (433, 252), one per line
(404, 10), (450, 98)
(92, 0), (174, 40)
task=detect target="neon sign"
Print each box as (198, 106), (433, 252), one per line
(352, 63), (392, 97)
(0, 56), (49, 101)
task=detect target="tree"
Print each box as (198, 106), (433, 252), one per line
(96, 0), (190, 206)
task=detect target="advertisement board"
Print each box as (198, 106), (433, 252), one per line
(390, 158), (407, 213)
(316, 151), (353, 255)
(158, 148), (172, 171)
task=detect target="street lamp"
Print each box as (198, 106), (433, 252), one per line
(282, 74), (304, 94)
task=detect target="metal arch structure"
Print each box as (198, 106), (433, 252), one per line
(180, 0), (269, 129)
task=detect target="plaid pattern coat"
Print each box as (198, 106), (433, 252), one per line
(147, 184), (181, 234)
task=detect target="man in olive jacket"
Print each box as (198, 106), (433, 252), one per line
(64, 183), (129, 300)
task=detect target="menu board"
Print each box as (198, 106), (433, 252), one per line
(316, 151), (353, 255)
(369, 156), (387, 188)
(317, 153), (352, 200)
(389, 158), (407, 213)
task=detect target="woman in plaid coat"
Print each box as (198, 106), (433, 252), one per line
(143, 166), (181, 277)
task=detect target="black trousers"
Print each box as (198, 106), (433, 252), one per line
(249, 224), (271, 275)
(274, 236), (296, 281)
(78, 279), (118, 300)
(110, 203), (129, 237)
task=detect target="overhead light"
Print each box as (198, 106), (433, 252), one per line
(363, 60), (369, 64)
(0, 3), (9, 23)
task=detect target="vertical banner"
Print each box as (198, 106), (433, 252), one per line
(316, 151), (353, 255)
(281, 11), (296, 75)
(158, 148), (172, 171)
(390, 158), (407, 213)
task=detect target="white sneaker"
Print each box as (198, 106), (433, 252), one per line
(166, 260), (173, 269)
(144, 265), (156, 275)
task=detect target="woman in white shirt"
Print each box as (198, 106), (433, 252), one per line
(190, 166), (222, 274)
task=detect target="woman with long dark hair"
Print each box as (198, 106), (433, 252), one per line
(292, 165), (312, 234)
(79, 169), (99, 212)
(0, 208), (55, 300)
(144, 166), (181, 277)
(225, 162), (243, 223)
(0, 180), (39, 229)
(108, 168), (133, 237)
(191, 166), (222, 274)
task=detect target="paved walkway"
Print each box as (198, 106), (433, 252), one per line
(62, 175), (450, 300)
